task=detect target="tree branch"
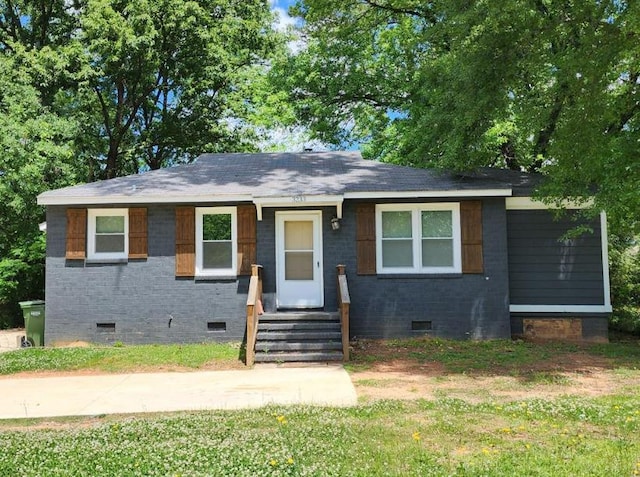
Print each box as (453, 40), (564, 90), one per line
(606, 72), (640, 134)
(360, 0), (433, 20)
(94, 87), (112, 139)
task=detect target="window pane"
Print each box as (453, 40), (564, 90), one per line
(422, 211), (452, 238)
(203, 214), (231, 241)
(285, 221), (313, 250)
(382, 240), (413, 267)
(96, 216), (124, 234)
(203, 242), (232, 269)
(285, 251), (313, 280)
(382, 211), (412, 238)
(95, 235), (125, 253)
(422, 239), (454, 267)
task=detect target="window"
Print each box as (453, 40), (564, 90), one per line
(87, 209), (128, 260)
(376, 203), (461, 274)
(195, 207), (237, 276)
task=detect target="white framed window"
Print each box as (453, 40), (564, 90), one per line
(87, 209), (129, 260)
(376, 203), (461, 274)
(196, 207), (237, 276)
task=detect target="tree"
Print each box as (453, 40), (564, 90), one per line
(0, 54), (80, 326)
(76, 0), (281, 179)
(281, 0), (640, 233)
(0, 0), (287, 326)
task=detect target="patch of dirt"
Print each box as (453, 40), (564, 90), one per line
(349, 339), (640, 403)
(351, 368), (632, 403)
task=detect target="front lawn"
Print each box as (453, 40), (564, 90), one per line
(0, 396), (639, 476)
(1, 337), (639, 475)
(0, 342), (243, 375)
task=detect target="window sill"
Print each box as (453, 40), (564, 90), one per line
(376, 273), (463, 279)
(194, 275), (238, 282)
(86, 258), (128, 265)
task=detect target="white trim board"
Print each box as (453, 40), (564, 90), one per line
(38, 189), (513, 206)
(37, 193), (254, 206)
(600, 211), (612, 310)
(345, 189), (511, 199)
(253, 195), (343, 221)
(505, 197), (593, 210)
(510, 305), (612, 313)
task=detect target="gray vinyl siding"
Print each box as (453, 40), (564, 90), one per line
(507, 210), (605, 306)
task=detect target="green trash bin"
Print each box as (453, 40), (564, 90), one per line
(19, 300), (45, 347)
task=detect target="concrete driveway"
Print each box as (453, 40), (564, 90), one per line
(0, 364), (358, 419)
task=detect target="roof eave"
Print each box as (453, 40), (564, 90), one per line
(37, 188), (513, 206)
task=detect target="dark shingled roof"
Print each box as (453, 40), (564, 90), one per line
(38, 152), (540, 205)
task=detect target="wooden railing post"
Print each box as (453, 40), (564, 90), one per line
(336, 264), (350, 362)
(246, 264), (263, 366)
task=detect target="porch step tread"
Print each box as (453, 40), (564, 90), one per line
(258, 322), (341, 331)
(257, 331), (342, 341)
(260, 312), (339, 321)
(255, 341), (343, 352)
(254, 351), (344, 363)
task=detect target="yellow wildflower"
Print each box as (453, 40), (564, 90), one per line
(269, 459), (278, 467)
(276, 415), (287, 425)
(287, 457), (294, 465)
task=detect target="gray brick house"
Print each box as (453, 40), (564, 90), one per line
(37, 152), (610, 354)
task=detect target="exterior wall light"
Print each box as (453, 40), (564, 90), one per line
(331, 217), (341, 231)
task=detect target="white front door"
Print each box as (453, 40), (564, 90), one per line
(276, 211), (324, 308)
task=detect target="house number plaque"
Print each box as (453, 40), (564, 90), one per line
(292, 195), (305, 202)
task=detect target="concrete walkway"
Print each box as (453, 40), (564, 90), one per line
(0, 329), (24, 354)
(0, 365), (358, 419)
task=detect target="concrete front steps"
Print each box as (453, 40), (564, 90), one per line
(254, 312), (344, 363)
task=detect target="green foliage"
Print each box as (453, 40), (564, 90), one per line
(0, 1), (289, 323)
(75, 0), (283, 178)
(608, 234), (640, 334)
(0, 53), (80, 327)
(283, 0), (640, 233)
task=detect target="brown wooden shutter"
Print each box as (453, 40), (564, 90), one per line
(461, 201), (484, 274)
(356, 203), (377, 275)
(65, 208), (87, 259)
(128, 208), (148, 259)
(237, 205), (257, 275)
(175, 206), (195, 277)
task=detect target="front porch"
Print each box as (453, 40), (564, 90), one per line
(245, 265), (350, 365)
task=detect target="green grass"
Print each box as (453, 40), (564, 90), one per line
(0, 342), (242, 375)
(1, 395), (639, 476)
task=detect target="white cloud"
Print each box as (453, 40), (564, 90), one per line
(270, 3), (306, 54)
(272, 7), (298, 33)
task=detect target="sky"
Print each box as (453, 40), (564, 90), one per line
(260, 0), (332, 152)
(270, 0), (299, 33)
